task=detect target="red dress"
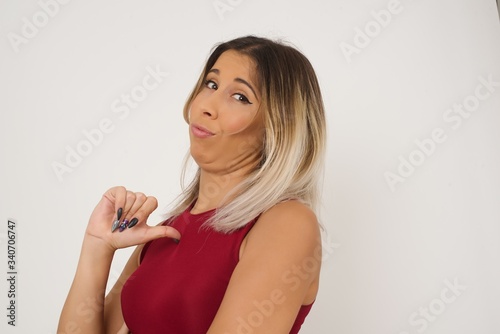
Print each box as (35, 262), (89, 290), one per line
(121, 205), (313, 333)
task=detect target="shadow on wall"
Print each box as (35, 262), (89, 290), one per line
(498, 0), (500, 19)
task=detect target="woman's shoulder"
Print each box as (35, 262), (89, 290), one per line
(259, 200), (318, 229)
(245, 200), (320, 252)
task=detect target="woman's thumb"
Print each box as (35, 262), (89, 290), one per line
(143, 226), (181, 243)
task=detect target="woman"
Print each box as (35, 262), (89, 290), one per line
(58, 35), (326, 333)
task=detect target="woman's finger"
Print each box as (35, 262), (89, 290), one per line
(101, 186), (128, 223)
(143, 225), (181, 242)
(125, 196), (158, 229)
(118, 192), (147, 230)
(108, 188), (133, 232)
(122, 191), (137, 217)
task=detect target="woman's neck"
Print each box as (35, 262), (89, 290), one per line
(191, 168), (249, 214)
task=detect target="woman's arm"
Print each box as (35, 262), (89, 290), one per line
(57, 235), (115, 334)
(57, 186), (180, 334)
(103, 243), (144, 333)
(207, 200), (322, 333)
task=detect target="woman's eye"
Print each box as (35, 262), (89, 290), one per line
(205, 80), (217, 90)
(232, 93), (252, 104)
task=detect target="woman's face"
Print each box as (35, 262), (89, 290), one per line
(188, 50), (264, 175)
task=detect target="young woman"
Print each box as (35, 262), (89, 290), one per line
(58, 35), (326, 334)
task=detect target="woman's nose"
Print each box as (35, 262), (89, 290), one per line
(199, 92), (220, 119)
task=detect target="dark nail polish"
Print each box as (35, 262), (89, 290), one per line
(128, 218), (138, 228)
(119, 219), (129, 232)
(173, 238), (180, 244)
(117, 208), (123, 220)
(111, 220), (120, 233)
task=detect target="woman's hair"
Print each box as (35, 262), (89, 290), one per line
(167, 35), (326, 233)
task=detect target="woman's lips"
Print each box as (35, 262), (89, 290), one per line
(191, 124), (215, 138)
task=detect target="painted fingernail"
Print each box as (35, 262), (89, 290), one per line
(117, 208), (123, 220)
(119, 219), (129, 232)
(128, 218), (138, 228)
(173, 238), (180, 244)
(111, 220), (120, 233)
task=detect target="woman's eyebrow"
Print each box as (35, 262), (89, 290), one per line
(208, 68), (258, 99)
(234, 78), (258, 99)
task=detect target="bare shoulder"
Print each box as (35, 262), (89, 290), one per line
(261, 200), (318, 224)
(242, 200), (320, 259)
(257, 200), (319, 235)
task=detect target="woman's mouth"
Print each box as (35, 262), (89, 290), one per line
(191, 124), (215, 138)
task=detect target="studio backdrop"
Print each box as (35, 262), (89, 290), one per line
(1, 0), (499, 333)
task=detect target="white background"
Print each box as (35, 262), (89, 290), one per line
(1, 0), (500, 333)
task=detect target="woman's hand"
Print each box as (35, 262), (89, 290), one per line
(85, 186), (181, 251)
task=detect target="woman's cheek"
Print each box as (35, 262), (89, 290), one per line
(222, 114), (256, 135)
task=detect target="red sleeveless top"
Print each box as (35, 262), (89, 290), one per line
(121, 206), (313, 333)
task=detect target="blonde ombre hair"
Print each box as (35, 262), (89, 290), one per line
(167, 36), (326, 233)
